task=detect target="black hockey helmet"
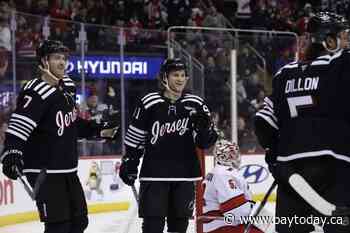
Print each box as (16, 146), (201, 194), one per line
(36, 40), (69, 63)
(159, 58), (187, 81)
(307, 11), (349, 44)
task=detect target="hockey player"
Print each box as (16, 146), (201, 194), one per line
(119, 58), (218, 233)
(254, 12), (350, 233)
(0, 40), (118, 233)
(202, 139), (265, 233)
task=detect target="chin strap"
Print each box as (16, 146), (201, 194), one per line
(162, 76), (181, 101)
(39, 60), (61, 85)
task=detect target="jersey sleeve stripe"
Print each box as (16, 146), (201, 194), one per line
(64, 82), (75, 86)
(33, 82), (46, 91)
(141, 92), (159, 101)
(7, 125), (30, 138)
(12, 113), (37, 128)
(259, 109), (278, 122)
(129, 125), (148, 135)
(10, 118), (35, 131)
(144, 99), (164, 109)
(263, 104), (274, 114)
(180, 98), (202, 105)
(256, 112), (279, 130)
(41, 87), (56, 99)
(184, 94), (204, 102)
(125, 140), (144, 149)
(24, 79), (36, 90)
(264, 97), (273, 109)
(220, 194), (247, 213)
(5, 129), (28, 141)
(125, 135), (144, 145)
(8, 121), (32, 134)
(37, 84), (51, 95)
(142, 95), (161, 104)
(127, 129), (147, 139)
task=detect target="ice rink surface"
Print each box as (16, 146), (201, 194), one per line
(0, 203), (322, 233)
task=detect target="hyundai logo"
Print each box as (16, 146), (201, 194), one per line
(239, 164), (269, 184)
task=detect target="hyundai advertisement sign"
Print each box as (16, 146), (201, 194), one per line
(67, 55), (164, 79)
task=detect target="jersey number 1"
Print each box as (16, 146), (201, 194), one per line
(287, 95), (313, 118)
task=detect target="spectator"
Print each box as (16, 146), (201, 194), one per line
(250, 89), (265, 111)
(0, 15), (11, 77)
(79, 93), (108, 156)
(202, 6), (227, 28)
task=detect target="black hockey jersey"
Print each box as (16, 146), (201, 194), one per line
(2, 77), (98, 174)
(125, 92), (212, 181)
(255, 49), (350, 163)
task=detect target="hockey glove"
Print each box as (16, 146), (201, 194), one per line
(191, 110), (211, 133)
(119, 154), (140, 186)
(195, 126), (218, 149)
(1, 149), (24, 180)
(265, 148), (283, 185)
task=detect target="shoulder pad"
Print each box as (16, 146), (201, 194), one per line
(274, 61), (298, 77)
(140, 92), (164, 109)
(181, 93), (204, 105)
(22, 79), (57, 100)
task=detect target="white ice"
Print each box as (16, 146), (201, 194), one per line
(0, 203), (323, 233)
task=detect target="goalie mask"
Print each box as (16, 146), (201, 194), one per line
(214, 139), (241, 168)
(307, 11), (349, 52)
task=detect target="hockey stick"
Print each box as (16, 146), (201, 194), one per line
(243, 181), (277, 233)
(121, 184), (140, 233)
(16, 167), (35, 200)
(288, 173), (343, 216)
(131, 184), (139, 203)
(15, 168), (46, 201)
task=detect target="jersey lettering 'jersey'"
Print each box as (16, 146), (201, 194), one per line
(3, 77), (82, 174)
(125, 92), (211, 181)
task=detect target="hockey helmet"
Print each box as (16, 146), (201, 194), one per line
(36, 40), (69, 63)
(307, 11), (349, 44)
(214, 139), (241, 168)
(159, 58), (187, 82)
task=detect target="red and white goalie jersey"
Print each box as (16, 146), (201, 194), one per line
(202, 164), (256, 233)
(204, 164), (272, 233)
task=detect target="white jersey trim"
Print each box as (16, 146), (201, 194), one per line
(256, 112), (279, 130)
(277, 150), (350, 163)
(144, 99), (164, 109)
(140, 177), (202, 181)
(141, 92), (159, 101)
(23, 167), (78, 173)
(6, 129), (28, 141)
(181, 98), (202, 105)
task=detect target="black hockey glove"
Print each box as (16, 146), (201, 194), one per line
(99, 120), (119, 140)
(119, 151), (141, 186)
(191, 110), (211, 133)
(265, 147), (283, 185)
(1, 149), (24, 180)
(195, 126), (218, 149)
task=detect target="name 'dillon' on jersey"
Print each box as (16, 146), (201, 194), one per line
(151, 117), (189, 144)
(285, 77), (319, 94)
